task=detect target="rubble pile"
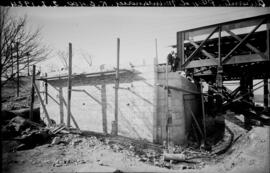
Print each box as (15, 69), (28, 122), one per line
(1, 109), (239, 171)
(1, 109), (58, 151)
(44, 131), (226, 170)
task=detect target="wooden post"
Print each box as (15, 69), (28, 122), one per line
(200, 81), (206, 145)
(101, 83), (107, 134)
(30, 65), (36, 121)
(265, 23), (270, 108)
(266, 23), (269, 61)
(10, 43), (13, 76)
(114, 38), (120, 135)
(45, 73), (48, 104)
(59, 91), (79, 129)
(33, 83), (52, 126)
(165, 43), (169, 147)
(67, 43), (72, 128)
(153, 39), (159, 143)
(59, 87), (64, 124)
(0, 16), (2, 112)
(264, 77), (269, 108)
(27, 52), (30, 76)
(16, 42), (19, 97)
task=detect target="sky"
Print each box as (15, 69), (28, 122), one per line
(10, 7), (270, 73)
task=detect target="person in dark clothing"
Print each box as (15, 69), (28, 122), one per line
(167, 51), (174, 71)
(172, 56), (180, 72)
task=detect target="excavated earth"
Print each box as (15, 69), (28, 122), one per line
(1, 77), (269, 173)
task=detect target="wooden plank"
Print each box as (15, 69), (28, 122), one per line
(29, 65), (36, 121)
(59, 92), (80, 129)
(113, 38), (120, 135)
(59, 87), (64, 124)
(264, 78), (269, 108)
(67, 43), (72, 127)
(182, 27), (219, 68)
(157, 84), (201, 95)
(101, 83), (108, 134)
(45, 73), (48, 104)
(154, 39), (159, 142)
(33, 83), (52, 127)
(223, 18), (266, 64)
(266, 23), (270, 60)
(37, 69), (130, 82)
(165, 46), (169, 147)
(163, 153), (186, 162)
(47, 93), (60, 105)
(153, 57), (158, 143)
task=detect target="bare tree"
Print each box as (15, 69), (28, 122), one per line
(57, 50), (68, 70)
(57, 49), (93, 71)
(0, 7), (51, 87)
(80, 50), (92, 67)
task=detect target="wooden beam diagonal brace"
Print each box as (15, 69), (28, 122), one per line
(182, 27), (219, 68)
(222, 18), (267, 64)
(224, 28), (267, 59)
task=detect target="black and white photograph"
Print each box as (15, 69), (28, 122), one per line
(1, 6), (270, 173)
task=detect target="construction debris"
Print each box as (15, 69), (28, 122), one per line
(163, 153), (187, 162)
(51, 137), (61, 145)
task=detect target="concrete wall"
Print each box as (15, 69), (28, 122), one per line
(40, 64), (201, 145)
(40, 65), (155, 141)
(154, 65), (201, 145)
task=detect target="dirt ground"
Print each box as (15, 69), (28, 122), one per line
(1, 77), (270, 173)
(2, 121), (269, 173)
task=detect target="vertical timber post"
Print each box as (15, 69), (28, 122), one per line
(27, 52), (30, 76)
(11, 43), (13, 76)
(101, 83), (108, 134)
(114, 38), (120, 135)
(30, 65), (35, 121)
(165, 40), (169, 147)
(265, 23), (270, 108)
(67, 43), (72, 128)
(264, 77), (269, 108)
(266, 23), (269, 61)
(16, 42), (19, 97)
(33, 83), (52, 126)
(45, 73), (48, 104)
(0, 19), (1, 113)
(153, 57), (158, 143)
(59, 87), (64, 124)
(153, 38), (159, 143)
